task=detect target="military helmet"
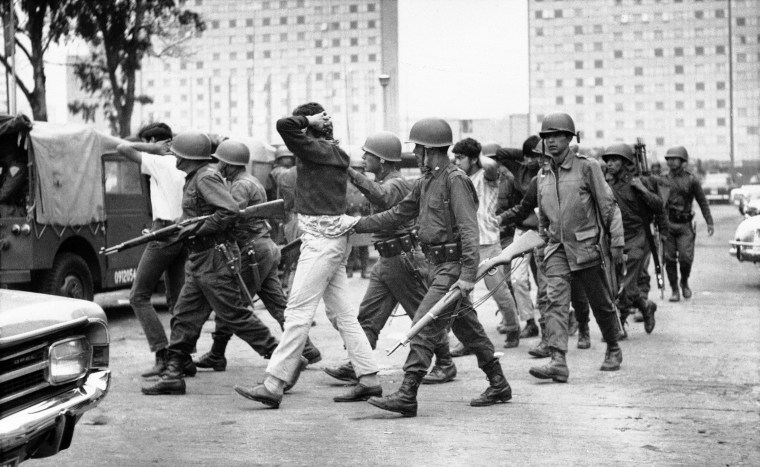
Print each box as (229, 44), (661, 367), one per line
(532, 140), (545, 156)
(539, 112), (577, 138)
(170, 131), (212, 160)
(275, 145), (294, 160)
(407, 117), (453, 148)
(362, 131), (402, 162)
(665, 146), (689, 162)
(480, 141), (502, 158)
(213, 139), (250, 166)
(602, 143), (635, 164)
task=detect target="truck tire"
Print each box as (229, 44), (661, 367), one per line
(41, 252), (94, 301)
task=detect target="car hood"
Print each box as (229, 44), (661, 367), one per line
(0, 289), (106, 341)
(734, 215), (760, 240)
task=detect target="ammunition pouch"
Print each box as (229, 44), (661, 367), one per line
(668, 208), (694, 224)
(185, 233), (229, 253)
(421, 241), (462, 266)
(373, 233), (417, 258)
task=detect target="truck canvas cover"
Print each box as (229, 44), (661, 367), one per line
(29, 121), (122, 225)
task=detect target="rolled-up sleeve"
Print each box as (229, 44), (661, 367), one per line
(449, 175), (480, 282)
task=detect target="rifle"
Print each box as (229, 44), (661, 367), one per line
(634, 138), (665, 298)
(101, 199), (285, 255)
(216, 242), (258, 309)
(386, 229), (545, 356)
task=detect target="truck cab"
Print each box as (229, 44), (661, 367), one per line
(0, 115), (151, 300)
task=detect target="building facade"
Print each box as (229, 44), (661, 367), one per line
(528, 0), (759, 163)
(136, 0), (399, 146)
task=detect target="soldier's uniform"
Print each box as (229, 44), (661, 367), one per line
(142, 133), (279, 395)
(196, 168), (320, 369)
(603, 144), (663, 334)
(661, 154), (713, 300)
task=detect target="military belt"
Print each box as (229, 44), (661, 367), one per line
(373, 233), (417, 258)
(421, 241), (462, 265)
(186, 233), (229, 253)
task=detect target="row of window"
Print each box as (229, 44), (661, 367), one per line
(313, 54), (377, 64)
(538, 78), (728, 92)
(195, 0), (378, 13)
(211, 17), (378, 29)
(535, 27), (757, 43)
(551, 95), (730, 110)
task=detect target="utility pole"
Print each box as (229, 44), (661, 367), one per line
(727, 0), (735, 172)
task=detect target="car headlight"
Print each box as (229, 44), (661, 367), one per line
(49, 337), (90, 384)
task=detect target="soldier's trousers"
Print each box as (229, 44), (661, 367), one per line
(619, 233), (652, 316)
(404, 261), (495, 376)
(208, 237), (319, 356)
(357, 248), (450, 361)
(663, 221), (695, 286)
(536, 249), (590, 327)
(543, 247), (618, 353)
(168, 245), (278, 359)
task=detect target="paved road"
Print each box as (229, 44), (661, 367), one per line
(32, 205), (759, 466)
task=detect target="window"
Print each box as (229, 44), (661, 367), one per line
(315, 56), (322, 64)
(675, 101), (684, 110)
(575, 78), (583, 87)
(695, 46), (704, 55)
(696, 82), (705, 91)
(332, 38), (340, 47)
(211, 20), (219, 28)
(297, 32), (305, 40)
(280, 33), (287, 41)
(594, 42), (603, 51)
(263, 51), (271, 58)
(196, 61), (203, 69)
(717, 81), (726, 90)
(654, 48), (663, 57)
(297, 16), (305, 24)
(696, 100), (705, 109)
(595, 95), (603, 103)
(696, 118), (705, 127)
(331, 21), (340, 30)
(717, 118), (726, 126)
(674, 65), (684, 74)
(229, 20), (237, 27)
(280, 17), (287, 25)
(556, 96), (564, 105)
(615, 103), (624, 112)
(104, 160), (142, 195)
(368, 53), (377, 62)
(350, 4), (358, 13)
(656, 137), (665, 146)
(594, 60), (603, 69)
(716, 45), (725, 54)
(315, 72), (323, 81)
(368, 20), (376, 28)
(736, 17), (745, 26)
(694, 11), (704, 19)
(246, 51), (254, 59)
(536, 28), (543, 36)
(675, 83), (684, 91)
(350, 20), (358, 29)
(574, 25), (583, 34)
(263, 34), (271, 43)
(350, 38), (358, 46)
(614, 50), (623, 58)
(575, 60), (583, 69)
(574, 43), (583, 52)
(332, 72), (341, 80)
(230, 52), (237, 60)
(351, 54), (358, 63)
(676, 119), (684, 127)
(634, 66), (643, 76)
(595, 77), (603, 86)
(263, 18), (270, 26)
(635, 84), (644, 92)
(615, 85), (623, 94)
(535, 10), (543, 19)
(715, 9), (725, 19)
(315, 39), (322, 48)
(656, 101), (664, 110)
(556, 79), (563, 87)
(596, 130), (604, 139)
(554, 9), (563, 18)
(575, 96), (584, 104)
(717, 99), (726, 108)
(332, 55), (340, 63)
(367, 3), (376, 12)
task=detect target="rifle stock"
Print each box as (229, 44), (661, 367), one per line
(386, 230), (545, 356)
(101, 199), (287, 256)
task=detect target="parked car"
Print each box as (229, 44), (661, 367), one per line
(702, 172), (735, 204)
(731, 183), (760, 215)
(729, 214), (760, 269)
(0, 289), (111, 464)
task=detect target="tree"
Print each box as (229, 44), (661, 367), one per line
(66, 0), (204, 136)
(0, 0), (70, 121)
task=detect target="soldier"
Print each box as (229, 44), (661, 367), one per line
(117, 123), (188, 378)
(234, 102), (381, 409)
(142, 131), (280, 396)
(602, 144), (662, 334)
(452, 137), (521, 349)
(345, 152), (372, 278)
(529, 113), (625, 384)
(323, 131), (457, 388)
(354, 118), (512, 417)
(267, 145), (296, 202)
(194, 140), (321, 372)
(662, 146), (714, 301)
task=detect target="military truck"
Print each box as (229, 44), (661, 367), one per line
(0, 114), (151, 301)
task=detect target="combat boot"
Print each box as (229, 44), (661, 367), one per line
(142, 354), (186, 395)
(141, 348), (167, 378)
(681, 280), (692, 299)
(528, 322), (550, 358)
(422, 360), (457, 384)
(470, 359), (512, 407)
(669, 287), (681, 302)
(643, 301), (657, 334)
(504, 329), (520, 349)
(600, 343), (623, 371)
(577, 321), (591, 349)
(195, 352), (227, 371)
(519, 319), (539, 338)
(368, 372), (422, 417)
(529, 348), (569, 383)
(323, 361), (358, 384)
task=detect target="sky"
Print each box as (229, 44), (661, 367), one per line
(398, 0), (529, 120)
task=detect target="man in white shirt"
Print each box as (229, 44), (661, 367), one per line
(453, 138), (521, 348)
(117, 123), (189, 378)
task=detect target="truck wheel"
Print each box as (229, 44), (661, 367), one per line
(41, 252), (94, 301)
